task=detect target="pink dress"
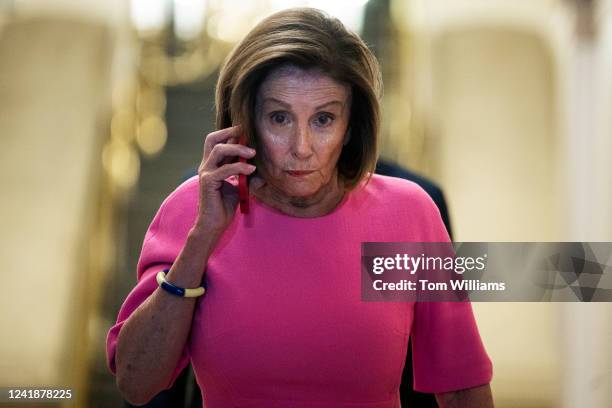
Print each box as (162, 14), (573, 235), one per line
(106, 174), (492, 407)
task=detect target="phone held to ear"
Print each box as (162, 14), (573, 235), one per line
(238, 134), (249, 214)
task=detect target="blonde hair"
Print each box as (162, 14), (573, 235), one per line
(215, 7), (382, 189)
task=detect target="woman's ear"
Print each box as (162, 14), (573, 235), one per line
(343, 127), (351, 146)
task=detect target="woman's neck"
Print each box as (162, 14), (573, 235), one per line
(253, 173), (346, 218)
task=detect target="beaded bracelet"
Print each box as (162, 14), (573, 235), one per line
(156, 269), (206, 298)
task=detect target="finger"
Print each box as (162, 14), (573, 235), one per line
(204, 144), (255, 170)
(203, 125), (243, 160)
(210, 162), (256, 181)
(221, 136), (242, 168)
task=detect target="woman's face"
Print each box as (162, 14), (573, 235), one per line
(254, 65), (351, 199)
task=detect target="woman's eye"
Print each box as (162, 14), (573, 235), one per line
(314, 113), (334, 127)
(270, 112), (289, 126)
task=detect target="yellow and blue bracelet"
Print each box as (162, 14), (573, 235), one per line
(156, 269), (206, 298)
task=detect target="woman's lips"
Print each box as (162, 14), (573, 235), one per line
(287, 170), (314, 177)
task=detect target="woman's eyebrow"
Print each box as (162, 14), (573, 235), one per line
(315, 101), (344, 110)
(262, 97), (344, 110)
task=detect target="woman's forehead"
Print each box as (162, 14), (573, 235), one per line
(257, 65), (351, 104)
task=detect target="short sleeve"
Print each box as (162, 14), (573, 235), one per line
(410, 301), (493, 393)
(106, 177), (200, 390)
(410, 181), (493, 393)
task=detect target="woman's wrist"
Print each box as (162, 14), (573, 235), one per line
(187, 223), (223, 260)
(191, 216), (227, 238)
(161, 225), (219, 288)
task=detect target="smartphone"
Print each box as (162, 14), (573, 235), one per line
(238, 133), (249, 214)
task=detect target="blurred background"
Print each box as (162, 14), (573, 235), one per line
(0, 0), (611, 407)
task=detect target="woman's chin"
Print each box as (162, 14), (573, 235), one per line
(283, 186), (319, 198)
(274, 176), (317, 196)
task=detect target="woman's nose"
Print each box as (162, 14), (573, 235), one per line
(291, 125), (314, 159)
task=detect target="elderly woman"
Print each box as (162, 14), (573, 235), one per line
(107, 7), (493, 408)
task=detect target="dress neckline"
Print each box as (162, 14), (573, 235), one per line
(249, 188), (352, 220)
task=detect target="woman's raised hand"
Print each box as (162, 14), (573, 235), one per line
(195, 126), (257, 235)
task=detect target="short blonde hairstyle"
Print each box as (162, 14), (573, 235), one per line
(215, 7), (382, 189)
